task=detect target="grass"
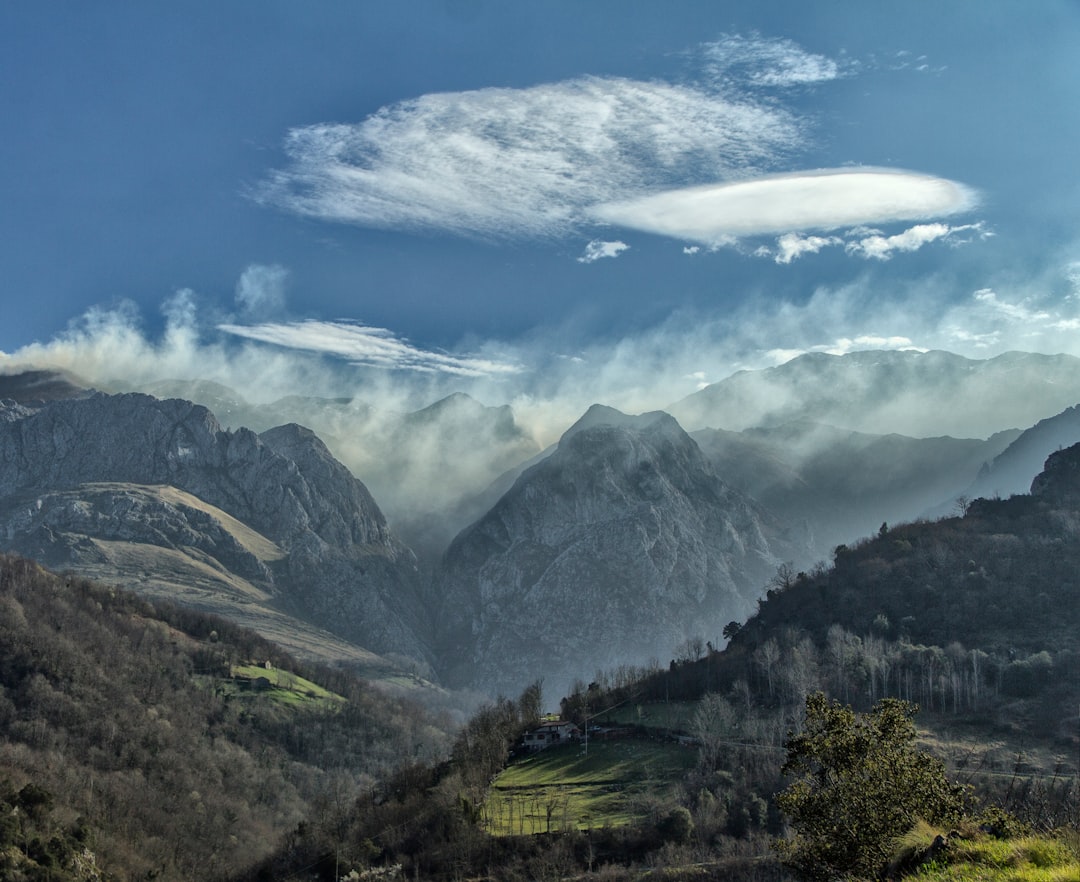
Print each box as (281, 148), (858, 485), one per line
(891, 822), (1080, 882)
(484, 738), (697, 835)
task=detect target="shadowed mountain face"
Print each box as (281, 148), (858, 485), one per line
(692, 421), (1020, 558)
(431, 405), (802, 697)
(0, 368), (92, 403)
(0, 392), (431, 667)
(961, 404), (1080, 503)
(668, 350), (1080, 438)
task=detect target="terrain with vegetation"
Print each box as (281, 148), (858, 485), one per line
(2, 352), (1080, 880)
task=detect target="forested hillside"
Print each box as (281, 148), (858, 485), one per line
(0, 555), (449, 881)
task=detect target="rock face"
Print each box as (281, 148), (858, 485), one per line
(0, 392), (429, 662)
(431, 405), (791, 696)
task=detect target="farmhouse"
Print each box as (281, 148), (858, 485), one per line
(522, 720), (579, 752)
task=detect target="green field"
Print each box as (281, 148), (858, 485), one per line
(224, 663), (347, 708)
(484, 738), (697, 835)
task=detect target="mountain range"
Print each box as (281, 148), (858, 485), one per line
(2, 348), (1079, 697)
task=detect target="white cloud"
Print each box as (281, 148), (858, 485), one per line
(235, 264), (288, 317)
(216, 319), (522, 378)
(577, 240), (629, 263)
(682, 245), (700, 255)
(845, 222), (986, 260)
(254, 72), (802, 240)
(701, 34), (843, 88)
(592, 169), (977, 246)
(773, 232), (843, 264)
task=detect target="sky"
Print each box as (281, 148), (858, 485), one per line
(3, 1), (1080, 434)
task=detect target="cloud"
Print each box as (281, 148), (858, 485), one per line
(682, 246), (700, 255)
(253, 43), (813, 238)
(577, 240), (629, 263)
(591, 168), (978, 246)
(700, 34), (844, 88)
(235, 264), (288, 318)
(216, 319), (522, 378)
(845, 222), (987, 260)
(773, 232), (843, 264)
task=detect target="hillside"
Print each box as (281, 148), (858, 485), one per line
(0, 554), (450, 882)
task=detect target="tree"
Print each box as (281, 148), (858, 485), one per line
(776, 692), (965, 882)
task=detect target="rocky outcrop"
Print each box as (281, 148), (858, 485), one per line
(1030, 441), (1080, 502)
(431, 405), (793, 696)
(0, 392), (429, 662)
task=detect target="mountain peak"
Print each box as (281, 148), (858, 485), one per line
(561, 404), (679, 445)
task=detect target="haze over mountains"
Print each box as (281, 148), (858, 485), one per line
(2, 347), (1079, 697)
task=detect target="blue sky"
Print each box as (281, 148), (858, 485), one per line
(3, 1), (1080, 429)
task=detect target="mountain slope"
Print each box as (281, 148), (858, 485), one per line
(0, 392), (430, 666)
(432, 405), (799, 696)
(961, 403), (1080, 502)
(693, 421), (1019, 558)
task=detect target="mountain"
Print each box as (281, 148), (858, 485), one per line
(668, 350), (1080, 437)
(692, 421), (1020, 559)
(0, 391), (431, 669)
(138, 381), (541, 562)
(431, 405), (803, 697)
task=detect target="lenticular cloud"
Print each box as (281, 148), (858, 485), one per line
(591, 169), (978, 245)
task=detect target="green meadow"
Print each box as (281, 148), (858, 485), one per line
(484, 738), (697, 835)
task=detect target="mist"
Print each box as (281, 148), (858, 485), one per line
(4, 258), (1080, 554)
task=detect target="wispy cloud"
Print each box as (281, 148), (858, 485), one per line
(845, 222), (988, 260)
(592, 168), (978, 247)
(235, 264), (288, 318)
(577, 240), (629, 263)
(254, 72), (802, 240)
(216, 319), (522, 377)
(700, 33), (845, 88)
(772, 232), (843, 264)
(755, 221), (988, 264)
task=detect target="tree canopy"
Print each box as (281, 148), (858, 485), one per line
(777, 692), (965, 881)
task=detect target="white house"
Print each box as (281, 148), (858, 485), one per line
(522, 720), (579, 752)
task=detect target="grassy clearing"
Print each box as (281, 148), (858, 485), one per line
(226, 663), (346, 708)
(892, 822), (1080, 882)
(485, 738), (697, 835)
